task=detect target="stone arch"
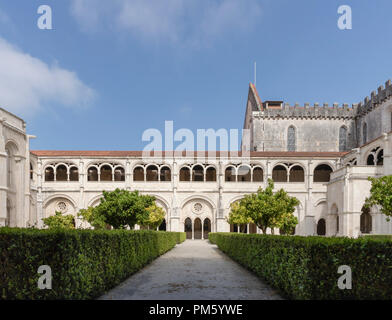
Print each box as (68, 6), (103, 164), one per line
(224, 165), (236, 182)
(43, 195), (77, 218)
(87, 194), (104, 207)
(180, 195), (216, 210)
(272, 164), (288, 182)
(313, 164), (333, 183)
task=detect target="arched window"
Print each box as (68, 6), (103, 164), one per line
(114, 167), (125, 181)
(160, 166), (171, 181)
(339, 126), (347, 152)
(363, 122), (368, 144)
(205, 167), (216, 182)
(252, 167), (263, 182)
(133, 167), (144, 181)
(146, 165), (159, 181)
(367, 154), (375, 165)
(100, 165), (113, 181)
(45, 167), (55, 182)
(237, 165), (251, 182)
(87, 167), (98, 181)
(192, 165), (204, 182)
(313, 164), (333, 182)
(360, 207), (372, 234)
(287, 126), (296, 151)
(272, 165), (288, 182)
(289, 165), (304, 182)
(225, 166), (236, 182)
(69, 167), (79, 181)
(179, 167), (190, 182)
(56, 165), (67, 181)
(317, 219), (326, 236)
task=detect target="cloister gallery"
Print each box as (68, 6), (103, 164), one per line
(1, 79), (392, 238)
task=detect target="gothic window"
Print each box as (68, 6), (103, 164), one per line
(100, 165), (113, 181)
(313, 164), (333, 183)
(363, 122), (368, 144)
(69, 167), (79, 181)
(339, 126), (347, 152)
(272, 165), (288, 182)
(179, 167), (190, 181)
(133, 167), (144, 181)
(317, 219), (326, 236)
(205, 167), (216, 182)
(87, 167), (98, 181)
(336, 215), (339, 233)
(360, 207), (372, 234)
(45, 167), (55, 182)
(114, 167), (125, 181)
(287, 126), (296, 151)
(252, 167), (263, 182)
(225, 166), (236, 182)
(56, 165), (67, 181)
(192, 165), (204, 182)
(289, 165), (305, 182)
(237, 165), (251, 182)
(160, 166), (171, 182)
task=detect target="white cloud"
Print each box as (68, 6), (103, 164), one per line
(0, 37), (95, 115)
(70, 0), (262, 45)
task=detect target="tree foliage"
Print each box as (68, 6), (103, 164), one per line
(42, 211), (75, 230)
(77, 206), (108, 230)
(92, 189), (155, 229)
(229, 179), (299, 234)
(142, 204), (166, 230)
(226, 201), (253, 226)
(365, 176), (392, 220)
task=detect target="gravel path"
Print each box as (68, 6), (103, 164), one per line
(99, 240), (283, 300)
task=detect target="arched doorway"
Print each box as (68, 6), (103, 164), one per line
(158, 219), (166, 231)
(317, 219), (326, 236)
(203, 218), (211, 239)
(194, 218), (202, 239)
(360, 207), (372, 234)
(184, 218), (192, 239)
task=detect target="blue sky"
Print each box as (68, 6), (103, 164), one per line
(0, 0), (391, 150)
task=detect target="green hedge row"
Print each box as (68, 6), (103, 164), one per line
(209, 233), (392, 300)
(0, 228), (186, 300)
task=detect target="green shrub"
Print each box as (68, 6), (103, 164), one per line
(209, 233), (392, 300)
(0, 228), (186, 300)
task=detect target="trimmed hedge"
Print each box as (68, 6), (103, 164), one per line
(209, 233), (392, 300)
(0, 228), (186, 300)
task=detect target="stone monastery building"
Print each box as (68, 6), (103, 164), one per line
(1, 80), (392, 238)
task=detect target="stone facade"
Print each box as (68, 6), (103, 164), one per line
(1, 79), (392, 238)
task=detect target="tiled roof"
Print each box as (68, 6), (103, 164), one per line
(30, 150), (348, 158)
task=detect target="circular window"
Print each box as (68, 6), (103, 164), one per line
(193, 202), (203, 214)
(57, 201), (67, 213)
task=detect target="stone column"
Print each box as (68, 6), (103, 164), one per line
(0, 118), (7, 226)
